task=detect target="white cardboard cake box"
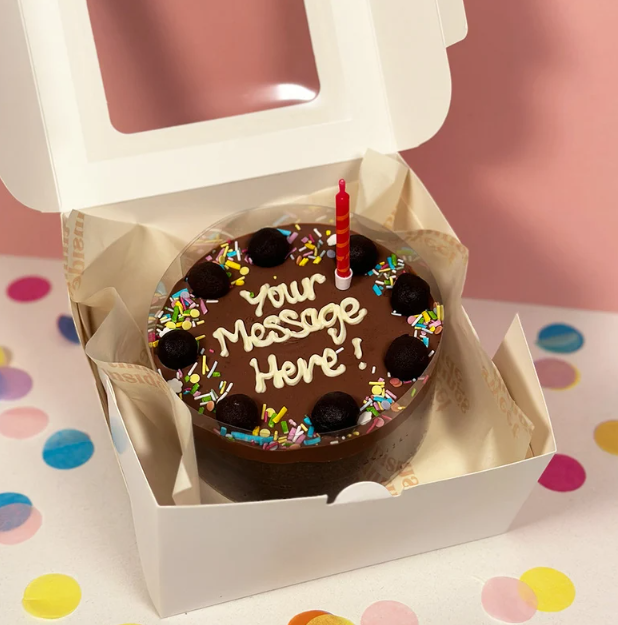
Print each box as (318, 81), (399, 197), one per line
(0, 0), (556, 617)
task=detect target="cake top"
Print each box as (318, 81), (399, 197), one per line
(149, 222), (443, 451)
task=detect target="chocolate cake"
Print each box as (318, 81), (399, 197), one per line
(149, 221), (444, 501)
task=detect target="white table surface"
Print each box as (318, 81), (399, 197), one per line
(0, 256), (615, 624)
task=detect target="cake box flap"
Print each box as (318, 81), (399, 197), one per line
(0, 0), (464, 213)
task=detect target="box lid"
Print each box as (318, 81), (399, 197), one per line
(0, 0), (466, 213)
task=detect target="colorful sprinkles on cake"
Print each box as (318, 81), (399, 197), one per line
(149, 238), (254, 415)
(150, 223), (443, 451)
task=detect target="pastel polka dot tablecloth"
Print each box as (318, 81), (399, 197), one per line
(0, 258), (616, 624)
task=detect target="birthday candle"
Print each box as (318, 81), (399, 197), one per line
(335, 179), (352, 290)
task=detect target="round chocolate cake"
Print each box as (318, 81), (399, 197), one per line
(149, 218), (444, 501)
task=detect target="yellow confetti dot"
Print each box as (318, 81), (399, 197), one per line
(371, 385), (383, 396)
(190, 309), (200, 318)
(181, 320), (192, 330)
(308, 616), (355, 625)
(22, 574), (81, 619)
(0, 346), (9, 366)
(165, 321), (176, 329)
(240, 267), (250, 276)
(326, 230), (331, 236)
(235, 280), (245, 287)
(189, 374), (200, 384)
(520, 567), (575, 612)
(259, 428), (271, 437)
(594, 420), (618, 455)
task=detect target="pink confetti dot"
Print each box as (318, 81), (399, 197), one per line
(361, 601), (418, 625)
(0, 367), (33, 400)
(481, 577), (538, 623)
(534, 358), (579, 390)
(6, 276), (51, 302)
(539, 453), (586, 492)
(0, 407), (49, 439)
(0, 507), (42, 545)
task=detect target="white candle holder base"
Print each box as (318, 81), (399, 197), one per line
(335, 269), (353, 291)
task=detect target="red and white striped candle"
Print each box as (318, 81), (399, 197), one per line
(335, 179), (352, 290)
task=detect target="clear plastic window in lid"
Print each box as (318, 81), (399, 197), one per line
(86, 0), (321, 133)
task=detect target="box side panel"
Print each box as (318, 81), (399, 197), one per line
(103, 377), (164, 614)
(154, 457), (548, 616)
(493, 316), (556, 457)
(0, 0), (59, 210)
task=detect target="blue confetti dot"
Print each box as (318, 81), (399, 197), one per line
(537, 323), (584, 354)
(0, 492), (31, 507)
(57, 315), (80, 344)
(0, 492), (32, 531)
(43, 429), (94, 470)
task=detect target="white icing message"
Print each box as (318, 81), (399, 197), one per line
(249, 348), (345, 394)
(239, 274), (326, 317)
(212, 298), (367, 357)
(213, 276), (367, 392)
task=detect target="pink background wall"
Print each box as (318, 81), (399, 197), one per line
(2, 0), (617, 311)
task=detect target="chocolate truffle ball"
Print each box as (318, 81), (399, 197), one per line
(311, 391), (359, 433)
(157, 329), (198, 370)
(391, 273), (431, 316)
(384, 334), (430, 381)
(187, 262), (230, 299)
(216, 394), (260, 431)
(247, 228), (290, 268)
(349, 234), (379, 275)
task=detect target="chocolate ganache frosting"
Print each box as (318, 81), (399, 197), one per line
(149, 221), (444, 501)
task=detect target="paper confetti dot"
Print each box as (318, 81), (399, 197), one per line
(534, 358), (579, 390)
(0, 492), (32, 531)
(520, 567), (575, 612)
(7, 276), (51, 302)
(0, 507), (42, 544)
(43, 429), (94, 470)
(0, 367), (33, 400)
(538, 453), (586, 492)
(57, 315), (80, 344)
(308, 617), (355, 625)
(0, 346), (10, 366)
(0, 407), (49, 439)
(481, 577), (538, 623)
(536, 323), (583, 354)
(22, 573), (81, 619)
(361, 600), (419, 625)
(289, 611), (330, 625)
(594, 420), (618, 456)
